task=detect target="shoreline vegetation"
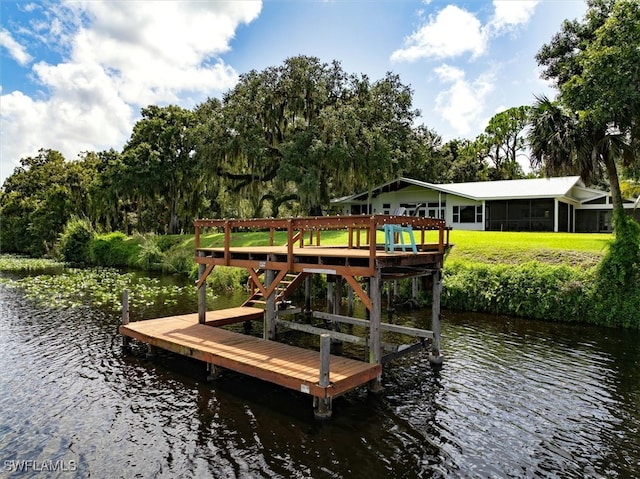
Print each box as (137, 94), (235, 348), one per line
(2, 218), (639, 329)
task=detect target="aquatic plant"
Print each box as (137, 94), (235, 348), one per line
(0, 266), (212, 314)
(0, 254), (65, 272)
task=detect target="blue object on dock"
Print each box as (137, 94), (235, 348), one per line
(383, 224), (417, 254)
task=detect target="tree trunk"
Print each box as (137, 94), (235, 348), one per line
(603, 153), (625, 218)
(169, 194), (180, 234)
(308, 204), (323, 216)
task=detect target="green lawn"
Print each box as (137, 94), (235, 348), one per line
(446, 230), (612, 267)
(175, 228), (612, 269)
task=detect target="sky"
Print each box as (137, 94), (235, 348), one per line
(0, 0), (589, 185)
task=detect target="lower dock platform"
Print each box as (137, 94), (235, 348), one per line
(120, 311), (382, 406)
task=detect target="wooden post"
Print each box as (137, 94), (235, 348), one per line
(265, 269), (276, 340)
(332, 277), (343, 349)
(369, 269), (383, 392)
(206, 363), (222, 381)
(121, 289), (130, 350)
(314, 333), (332, 419)
(327, 279), (334, 318)
(224, 220), (231, 266)
(304, 274), (312, 322)
(386, 280), (393, 317)
(347, 284), (354, 317)
(198, 252), (206, 324)
(430, 270), (443, 367)
(333, 276), (343, 316)
(146, 343), (157, 358)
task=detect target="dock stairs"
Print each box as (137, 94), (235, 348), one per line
(243, 272), (305, 309)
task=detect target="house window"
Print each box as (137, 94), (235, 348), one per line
(453, 205), (478, 223)
(476, 205), (483, 223)
(428, 208), (445, 219)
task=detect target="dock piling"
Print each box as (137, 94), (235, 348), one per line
(265, 269), (276, 340)
(198, 251), (206, 324)
(206, 363), (222, 381)
(314, 334), (332, 419)
(121, 289), (130, 350)
(368, 270), (383, 393)
(146, 344), (157, 358)
(429, 271), (443, 367)
(304, 275), (312, 321)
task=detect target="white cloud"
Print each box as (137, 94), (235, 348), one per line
(1, 0), (262, 180)
(1, 64), (133, 175)
(64, 0), (261, 104)
(0, 28), (33, 66)
(392, 1), (540, 63)
(433, 64), (465, 82)
(433, 64), (495, 136)
(391, 5), (486, 62)
(489, 0), (539, 33)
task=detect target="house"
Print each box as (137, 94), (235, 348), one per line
(331, 176), (640, 233)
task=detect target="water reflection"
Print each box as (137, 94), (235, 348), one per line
(1, 277), (639, 478)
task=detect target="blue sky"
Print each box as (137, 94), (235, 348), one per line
(0, 0), (588, 185)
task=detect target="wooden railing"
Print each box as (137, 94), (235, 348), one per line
(194, 214), (450, 258)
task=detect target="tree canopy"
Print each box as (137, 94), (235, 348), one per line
(197, 56), (419, 215)
(533, 0), (639, 215)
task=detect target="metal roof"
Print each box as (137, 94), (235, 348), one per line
(425, 176), (585, 200)
(333, 176), (593, 203)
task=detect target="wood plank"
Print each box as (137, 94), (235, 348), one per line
(120, 310), (381, 398)
(197, 245), (442, 259)
(313, 311), (434, 339)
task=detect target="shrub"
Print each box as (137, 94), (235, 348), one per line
(163, 247), (195, 276)
(58, 217), (94, 265)
(206, 266), (249, 291)
(156, 235), (182, 252)
(591, 213), (640, 328)
(90, 232), (139, 267)
(135, 234), (165, 271)
(442, 259), (592, 322)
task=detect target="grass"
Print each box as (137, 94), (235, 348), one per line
(171, 228), (611, 271)
(445, 230), (612, 267)
(171, 230), (613, 266)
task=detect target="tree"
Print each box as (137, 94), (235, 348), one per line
(85, 149), (132, 232)
(477, 106), (530, 180)
(200, 56), (419, 216)
(121, 105), (201, 234)
(440, 138), (488, 183)
(529, 96), (633, 204)
(401, 126), (449, 183)
(0, 149), (83, 255)
(534, 0), (639, 217)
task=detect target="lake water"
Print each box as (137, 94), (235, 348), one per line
(1, 273), (639, 478)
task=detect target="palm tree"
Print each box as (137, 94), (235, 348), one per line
(528, 95), (635, 219)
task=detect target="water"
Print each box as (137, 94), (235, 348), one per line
(1, 275), (639, 478)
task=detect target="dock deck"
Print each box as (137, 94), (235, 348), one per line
(120, 311), (382, 400)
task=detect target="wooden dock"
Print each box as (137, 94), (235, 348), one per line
(120, 311), (381, 401)
(121, 215), (449, 418)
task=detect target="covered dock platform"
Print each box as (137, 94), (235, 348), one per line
(120, 214), (450, 418)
